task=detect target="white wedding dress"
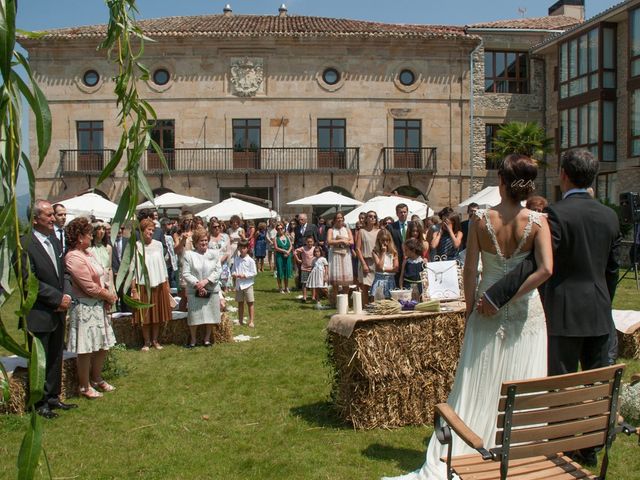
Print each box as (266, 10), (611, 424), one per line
(383, 210), (548, 480)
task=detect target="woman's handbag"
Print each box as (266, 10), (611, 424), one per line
(196, 289), (212, 298)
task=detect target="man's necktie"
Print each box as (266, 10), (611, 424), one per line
(401, 223), (406, 240)
(44, 238), (59, 276)
(58, 228), (64, 249)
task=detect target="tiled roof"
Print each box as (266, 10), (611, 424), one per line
(469, 15), (581, 31)
(28, 14), (472, 41)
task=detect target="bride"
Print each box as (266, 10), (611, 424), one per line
(383, 154), (553, 480)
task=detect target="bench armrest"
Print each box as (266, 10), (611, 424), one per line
(434, 403), (484, 450)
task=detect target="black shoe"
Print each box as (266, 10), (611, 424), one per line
(579, 449), (598, 467)
(48, 400), (78, 411)
(36, 405), (58, 419)
(183, 343), (196, 349)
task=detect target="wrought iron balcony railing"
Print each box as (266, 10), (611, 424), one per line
(60, 148), (359, 174)
(382, 147), (437, 173)
(60, 149), (117, 176)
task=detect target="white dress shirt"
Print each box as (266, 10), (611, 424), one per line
(34, 229), (59, 276)
(232, 254), (257, 291)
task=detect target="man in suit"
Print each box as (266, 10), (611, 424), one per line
(389, 203), (411, 284)
(460, 202), (479, 251)
(52, 203), (67, 252)
(21, 199), (76, 418)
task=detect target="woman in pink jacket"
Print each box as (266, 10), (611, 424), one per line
(65, 217), (118, 399)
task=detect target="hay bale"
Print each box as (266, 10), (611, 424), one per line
(327, 311), (466, 429)
(112, 313), (233, 348)
(618, 330), (640, 360)
(0, 357), (79, 415)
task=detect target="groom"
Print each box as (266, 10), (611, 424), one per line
(479, 148), (621, 378)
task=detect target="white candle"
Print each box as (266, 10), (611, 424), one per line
(336, 294), (349, 315)
(352, 291), (363, 314)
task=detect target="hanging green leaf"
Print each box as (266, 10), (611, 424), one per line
(26, 335), (45, 408)
(0, 0), (17, 82)
(17, 410), (43, 480)
(0, 359), (10, 404)
(0, 318), (29, 357)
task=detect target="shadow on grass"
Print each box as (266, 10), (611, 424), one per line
(362, 443), (427, 473)
(290, 400), (352, 429)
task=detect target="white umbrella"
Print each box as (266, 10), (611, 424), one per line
(60, 193), (119, 221)
(287, 191), (363, 207)
(344, 196), (433, 227)
(196, 197), (277, 221)
(457, 186), (501, 211)
(137, 192), (211, 210)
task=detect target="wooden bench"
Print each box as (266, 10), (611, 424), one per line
(434, 364), (638, 479)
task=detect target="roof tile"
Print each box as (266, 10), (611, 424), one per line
(469, 15), (581, 30)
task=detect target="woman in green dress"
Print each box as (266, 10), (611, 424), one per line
(274, 222), (293, 293)
(88, 221), (116, 308)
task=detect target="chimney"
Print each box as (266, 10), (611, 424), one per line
(278, 4), (288, 17)
(548, 0), (585, 22)
(223, 4), (232, 17)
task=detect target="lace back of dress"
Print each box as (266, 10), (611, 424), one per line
(479, 209), (542, 260)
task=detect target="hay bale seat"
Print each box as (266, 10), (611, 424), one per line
(326, 307), (466, 430)
(614, 310), (640, 360)
(0, 353), (78, 415)
(111, 311), (233, 348)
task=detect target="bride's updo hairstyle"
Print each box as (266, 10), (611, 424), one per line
(498, 154), (538, 202)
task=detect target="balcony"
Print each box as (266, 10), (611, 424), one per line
(60, 148), (360, 175)
(382, 147), (437, 173)
(60, 149), (117, 176)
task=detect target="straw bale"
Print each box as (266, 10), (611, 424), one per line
(0, 357), (78, 415)
(327, 311), (466, 429)
(112, 313), (233, 348)
(618, 330), (640, 360)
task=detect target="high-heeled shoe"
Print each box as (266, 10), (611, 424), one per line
(79, 386), (103, 399)
(91, 380), (116, 392)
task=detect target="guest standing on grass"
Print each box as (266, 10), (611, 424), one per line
(327, 211), (353, 306)
(88, 221), (116, 311)
(233, 239), (257, 328)
(181, 227), (222, 348)
(306, 246), (329, 309)
(65, 217), (118, 399)
(227, 215), (245, 261)
(369, 228), (399, 299)
(266, 218), (277, 270)
(253, 222), (268, 272)
(131, 218), (173, 351)
(274, 222), (293, 293)
(355, 210), (380, 303)
(294, 236), (316, 302)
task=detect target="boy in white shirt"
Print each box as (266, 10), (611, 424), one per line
(232, 239), (257, 327)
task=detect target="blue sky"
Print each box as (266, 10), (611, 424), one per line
(17, 0), (618, 30)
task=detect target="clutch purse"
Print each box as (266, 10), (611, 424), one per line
(196, 289), (212, 298)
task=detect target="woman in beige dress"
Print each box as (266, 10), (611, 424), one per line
(327, 211), (353, 306)
(65, 217), (118, 399)
(355, 210), (380, 302)
(131, 218), (172, 351)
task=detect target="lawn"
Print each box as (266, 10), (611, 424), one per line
(0, 272), (639, 479)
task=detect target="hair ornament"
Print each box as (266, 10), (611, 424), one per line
(510, 179), (535, 190)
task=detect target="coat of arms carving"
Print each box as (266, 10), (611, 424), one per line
(230, 57), (264, 97)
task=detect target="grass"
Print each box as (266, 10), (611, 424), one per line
(0, 273), (638, 479)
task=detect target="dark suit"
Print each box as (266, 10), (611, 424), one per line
(389, 220), (411, 283)
(484, 192), (621, 374)
(21, 232), (71, 407)
(294, 222), (318, 248)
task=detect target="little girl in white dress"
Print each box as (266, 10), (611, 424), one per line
(306, 246), (328, 308)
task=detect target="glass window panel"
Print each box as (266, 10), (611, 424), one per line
(569, 108), (578, 147)
(590, 145), (599, 160)
(394, 129), (405, 149)
(560, 110), (568, 148)
(596, 176), (606, 200)
(407, 120), (420, 128)
(333, 119), (346, 127)
(78, 130), (91, 150)
(602, 144), (615, 161)
(506, 52), (517, 76)
(248, 119), (261, 127)
(407, 129), (420, 149)
(560, 84), (568, 98)
(588, 29), (598, 72)
(603, 71), (615, 88)
(569, 79), (578, 96)
(497, 81), (507, 93)
(485, 52), (494, 77)
(233, 130), (245, 150)
(317, 119), (330, 128)
(485, 80), (494, 92)
(232, 119), (243, 127)
(569, 39), (578, 78)
(603, 28), (615, 70)
(162, 128), (175, 150)
(632, 9), (640, 57)
(247, 129), (260, 150)
(495, 52), (505, 78)
(602, 101), (615, 142)
(579, 34), (588, 74)
(633, 139), (640, 156)
(632, 90), (640, 136)
(560, 43), (568, 81)
(590, 73), (598, 89)
(318, 128), (330, 149)
(577, 77), (588, 94)
(579, 105), (588, 145)
(633, 59), (640, 77)
(519, 53), (527, 79)
(331, 129), (345, 149)
(589, 101), (598, 143)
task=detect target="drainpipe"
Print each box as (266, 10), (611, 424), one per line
(469, 39), (483, 197)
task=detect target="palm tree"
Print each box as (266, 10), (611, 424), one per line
(488, 121), (554, 168)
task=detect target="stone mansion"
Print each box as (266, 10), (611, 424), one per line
(20, 0), (640, 215)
